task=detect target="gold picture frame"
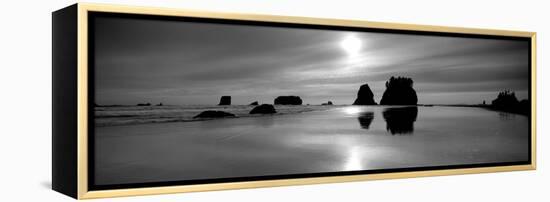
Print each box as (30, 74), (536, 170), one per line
(52, 3), (536, 199)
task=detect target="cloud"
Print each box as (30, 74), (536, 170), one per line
(94, 15), (530, 105)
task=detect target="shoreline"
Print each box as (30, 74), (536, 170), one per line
(95, 105), (340, 127)
(94, 104), (527, 128)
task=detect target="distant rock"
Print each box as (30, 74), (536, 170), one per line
(519, 99), (529, 113)
(249, 101), (259, 106)
(193, 110), (236, 118)
(490, 90), (528, 115)
(274, 96), (302, 105)
(353, 83), (377, 105)
(380, 76), (418, 105)
(492, 90), (519, 108)
(250, 104), (277, 114)
(156, 102), (163, 106)
(218, 96), (231, 105)
(321, 101), (333, 105)
(137, 103), (151, 106)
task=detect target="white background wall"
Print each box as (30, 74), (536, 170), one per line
(0, 0), (547, 201)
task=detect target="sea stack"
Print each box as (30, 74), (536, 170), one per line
(218, 96), (231, 105)
(193, 110), (236, 118)
(490, 90), (528, 115)
(249, 101), (259, 105)
(250, 104), (277, 114)
(380, 76), (418, 105)
(352, 83), (377, 105)
(274, 96), (302, 105)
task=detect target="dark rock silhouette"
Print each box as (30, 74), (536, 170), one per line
(218, 96), (231, 105)
(353, 83), (377, 105)
(274, 96), (302, 105)
(193, 110), (236, 118)
(380, 76), (418, 105)
(249, 101), (259, 105)
(519, 99), (529, 113)
(156, 102), (163, 106)
(357, 111), (374, 130)
(382, 106), (418, 135)
(492, 90), (518, 107)
(137, 103), (151, 106)
(321, 101), (333, 105)
(250, 104), (277, 114)
(490, 90), (528, 115)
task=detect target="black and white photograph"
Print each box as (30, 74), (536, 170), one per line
(91, 13), (531, 188)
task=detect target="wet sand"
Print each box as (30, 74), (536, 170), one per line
(94, 106), (529, 185)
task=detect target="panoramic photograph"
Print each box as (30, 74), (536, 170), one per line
(92, 15), (530, 186)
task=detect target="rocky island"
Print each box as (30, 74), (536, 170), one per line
(380, 76), (418, 105)
(274, 96), (302, 105)
(352, 83), (377, 105)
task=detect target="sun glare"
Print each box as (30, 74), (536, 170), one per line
(343, 106), (361, 115)
(340, 35), (362, 56)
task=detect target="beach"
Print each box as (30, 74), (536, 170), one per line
(94, 105), (529, 185)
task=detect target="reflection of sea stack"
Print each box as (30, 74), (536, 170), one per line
(250, 104), (277, 114)
(249, 101), (259, 106)
(194, 110), (236, 118)
(274, 96), (302, 105)
(380, 76), (417, 105)
(353, 83), (377, 105)
(218, 96), (231, 105)
(382, 106), (418, 135)
(357, 112), (374, 130)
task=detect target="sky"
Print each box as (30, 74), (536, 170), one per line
(94, 16), (530, 105)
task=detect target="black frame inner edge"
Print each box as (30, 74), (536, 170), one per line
(87, 11), (533, 191)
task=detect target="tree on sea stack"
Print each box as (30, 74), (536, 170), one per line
(380, 76), (418, 105)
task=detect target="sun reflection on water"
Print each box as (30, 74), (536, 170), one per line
(343, 146), (363, 171)
(343, 106), (361, 115)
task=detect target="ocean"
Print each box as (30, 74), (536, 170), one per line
(94, 105), (529, 185)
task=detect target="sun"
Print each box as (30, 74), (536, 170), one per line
(340, 35), (362, 56)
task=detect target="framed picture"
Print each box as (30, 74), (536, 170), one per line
(52, 3), (536, 199)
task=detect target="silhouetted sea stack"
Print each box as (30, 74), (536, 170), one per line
(193, 110), (236, 118)
(380, 76), (418, 105)
(249, 101), (259, 106)
(490, 90), (528, 115)
(218, 96), (231, 105)
(137, 103), (151, 106)
(322, 101), (333, 105)
(353, 83), (377, 105)
(274, 96), (302, 105)
(491, 90), (519, 108)
(250, 104), (277, 114)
